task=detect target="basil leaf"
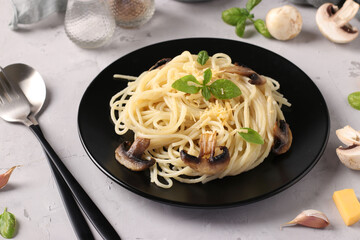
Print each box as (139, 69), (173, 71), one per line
(209, 79), (242, 99)
(253, 19), (272, 38)
(197, 50), (209, 65)
(172, 75), (201, 94)
(246, 0), (262, 12)
(238, 128), (264, 144)
(348, 91), (360, 110)
(0, 208), (16, 239)
(235, 16), (247, 37)
(203, 68), (212, 85)
(201, 86), (211, 101)
(222, 8), (249, 26)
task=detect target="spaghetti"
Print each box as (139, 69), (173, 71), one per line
(110, 51), (291, 188)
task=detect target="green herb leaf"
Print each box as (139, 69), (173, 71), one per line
(238, 128), (264, 144)
(172, 69), (242, 101)
(235, 16), (247, 37)
(222, 8), (249, 26)
(202, 86), (211, 101)
(0, 208), (16, 239)
(209, 79), (242, 100)
(203, 68), (212, 85)
(172, 75), (201, 94)
(197, 51), (209, 65)
(253, 19), (272, 38)
(246, 0), (262, 12)
(348, 91), (360, 110)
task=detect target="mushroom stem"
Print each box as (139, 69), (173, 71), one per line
(127, 137), (151, 158)
(333, 0), (359, 27)
(199, 132), (217, 160)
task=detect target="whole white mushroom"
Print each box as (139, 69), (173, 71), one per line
(266, 5), (303, 41)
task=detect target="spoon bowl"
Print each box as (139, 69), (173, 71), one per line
(4, 64), (46, 119)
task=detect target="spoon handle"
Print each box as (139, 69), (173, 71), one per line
(36, 128), (94, 240)
(29, 124), (121, 240)
(49, 159), (95, 240)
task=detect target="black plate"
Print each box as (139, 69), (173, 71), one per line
(78, 38), (329, 208)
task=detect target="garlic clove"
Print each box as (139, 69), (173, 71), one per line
(0, 166), (19, 189)
(282, 209), (330, 229)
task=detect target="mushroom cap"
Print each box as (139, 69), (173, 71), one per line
(316, 2), (359, 43)
(266, 5), (303, 41)
(336, 125), (360, 146)
(336, 145), (360, 170)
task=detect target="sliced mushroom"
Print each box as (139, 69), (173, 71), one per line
(115, 137), (155, 171)
(272, 120), (293, 155)
(149, 58), (172, 71)
(180, 132), (230, 175)
(336, 125), (360, 146)
(336, 125), (360, 170)
(336, 145), (360, 170)
(316, 0), (359, 43)
(223, 64), (266, 85)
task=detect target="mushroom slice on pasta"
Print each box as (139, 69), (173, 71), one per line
(115, 137), (156, 171)
(272, 120), (293, 155)
(180, 132), (230, 175)
(148, 58), (172, 71)
(223, 64), (266, 85)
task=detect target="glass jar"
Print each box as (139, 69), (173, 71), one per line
(109, 0), (155, 28)
(64, 0), (116, 48)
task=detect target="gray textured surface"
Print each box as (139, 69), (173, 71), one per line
(1, 0), (360, 239)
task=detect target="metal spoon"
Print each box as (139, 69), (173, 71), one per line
(3, 63), (94, 240)
(1, 64), (120, 240)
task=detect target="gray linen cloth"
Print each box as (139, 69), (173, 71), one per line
(9, 0), (68, 29)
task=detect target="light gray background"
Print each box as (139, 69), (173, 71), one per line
(1, 0), (360, 239)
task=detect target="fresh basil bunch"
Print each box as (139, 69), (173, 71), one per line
(222, 0), (271, 38)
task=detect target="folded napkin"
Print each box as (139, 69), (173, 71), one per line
(9, 0), (68, 29)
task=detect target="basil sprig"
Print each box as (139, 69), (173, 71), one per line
(172, 68), (241, 101)
(0, 208), (16, 239)
(197, 50), (209, 66)
(348, 91), (360, 110)
(222, 0), (271, 38)
(238, 128), (264, 144)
